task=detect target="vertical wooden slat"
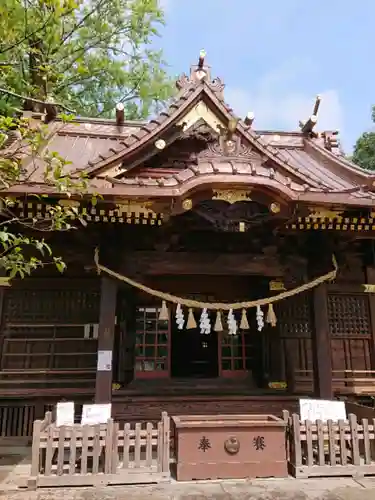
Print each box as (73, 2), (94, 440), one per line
(16, 407), (23, 437)
(81, 426), (89, 474)
(157, 421), (163, 472)
(56, 426), (65, 476)
(104, 419), (114, 474)
(30, 419), (42, 478)
(362, 418), (371, 464)
(134, 423), (141, 468)
(44, 425), (54, 476)
(327, 419), (336, 465)
(316, 420), (325, 466)
(69, 427), (77, 475)
(162, 412), (169, 473)
(122, 423), (130, 469)
(338, 420), (347, 465)
(111, 422), (119, 474)
(292, 414), (302, 467)
(349, 413), (360, 465)
(1, 407), (8, 436)
(22, 406), (29, 437)
(146, 422), (153, 467)
(305, 420), (313, 466)
(92, 424), (101, 475)
(282, 410), (290, 460)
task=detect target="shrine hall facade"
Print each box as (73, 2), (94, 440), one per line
(1, 53), (375, 434)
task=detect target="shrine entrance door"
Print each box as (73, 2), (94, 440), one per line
(171, 324), (219, 378)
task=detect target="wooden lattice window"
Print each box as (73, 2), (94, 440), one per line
(275, 293), (314, 393)
(135, 307), (169, 378)
(327, 294), (370, 336)
(220, 333), (249, 377)
(328, 293), (372, 378)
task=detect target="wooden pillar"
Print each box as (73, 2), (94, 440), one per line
(95, 277), (118, 404)
(312, 283), (333, 399)
(366, 267), (375, 367)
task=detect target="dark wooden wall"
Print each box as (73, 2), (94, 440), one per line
(0, 252), (374, 435)
(0, 274), (100, 394)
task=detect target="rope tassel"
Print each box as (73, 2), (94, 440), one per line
(186, 308), (197, 329)
(214, 311), (223, 332)
(240, 308), (249, 329)
(159, 300), (169, 321)
(266, 303), (277, 327)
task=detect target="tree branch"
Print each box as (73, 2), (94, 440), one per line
(0, 10), (56, 55)
(0, 87), (75, 113)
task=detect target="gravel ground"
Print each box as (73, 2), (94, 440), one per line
(2, 477), (375, 500)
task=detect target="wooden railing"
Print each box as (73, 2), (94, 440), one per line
(284, 410), (375, 478)
(292, 369), (375, 396)
(333, 370), (375, 396)
(0, 404), (35, 439)
(28, 411), (171, 489)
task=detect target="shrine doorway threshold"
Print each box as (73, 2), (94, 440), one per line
(112, 378), (302, 422)
(116, 376), (273, 396)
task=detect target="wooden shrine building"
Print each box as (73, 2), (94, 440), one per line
(1, 53), (375, 436)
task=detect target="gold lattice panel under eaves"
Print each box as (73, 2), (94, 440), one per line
(13, 201), (164, 226)
(286, 216), (375, 232)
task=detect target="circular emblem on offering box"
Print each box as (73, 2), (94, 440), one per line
(224, 436), (240, 455)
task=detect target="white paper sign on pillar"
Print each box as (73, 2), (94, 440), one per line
(56, 401), (75, 427)
(299, 399), (347, 422)
(81, 404), (112, 425)
(97, 350), (112, 371)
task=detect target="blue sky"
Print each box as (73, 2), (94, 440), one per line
(158, 0), (374, 153)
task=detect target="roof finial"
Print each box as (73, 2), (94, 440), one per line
(299, 95), (321, 136)
(198, 50), (206, 69)
(244, 112), (255, 127)
(115, 102), (124, 125)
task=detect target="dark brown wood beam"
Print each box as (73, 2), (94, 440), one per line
(120, 252), (285, 277)
(366, 267), (375, 369)
(95, 277), (118, 404)
(312, 284), (333, 399)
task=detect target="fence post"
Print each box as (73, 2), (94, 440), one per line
(291, 413), (302, 468)
(161, 412), (170, 473)
(104, 419), (114, 474)
(157, 421), (163, 473)
(30, 419), (42, 479)
(349, 413), (360, 466)
(282, 410), (290, 461)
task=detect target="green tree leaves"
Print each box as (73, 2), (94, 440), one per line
(0, 115), (90, 278)
(0, 0), (174, 118)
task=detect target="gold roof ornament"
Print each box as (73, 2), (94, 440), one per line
(270, 202), (281, 214)
(182, 198), (193, 211)
(269, 280), (286, 291)
(212, 189), (251, 204)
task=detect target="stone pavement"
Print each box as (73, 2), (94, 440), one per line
(2, 477), (375, 500)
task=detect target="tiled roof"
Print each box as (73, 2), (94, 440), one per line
(3, 57), (375, 208)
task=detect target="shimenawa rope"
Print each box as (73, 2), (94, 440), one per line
(94, 248), (338, 311)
